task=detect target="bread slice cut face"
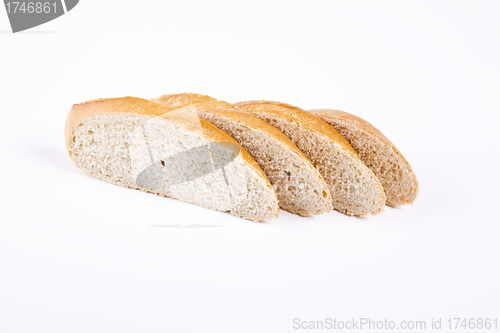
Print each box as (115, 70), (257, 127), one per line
(235, 101), (387, 217)
(308, 109), (418, 206)
(64, 97), (280, 221)
(154, 93), (333, 217)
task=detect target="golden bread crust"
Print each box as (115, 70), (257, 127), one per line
(234, 101), (359, 157)
(235, 100), (387, 216)
(309, 109), (419, 206)
(153, 93), (234, 110)
(309, 109), (393, 146)
(65, 97), (268, 181)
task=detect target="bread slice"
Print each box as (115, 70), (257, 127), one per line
(64, 97), (280, 221)
(153, 93), (333, 216)
(234, 101), (386, 216)
(308, 109), (418, 206)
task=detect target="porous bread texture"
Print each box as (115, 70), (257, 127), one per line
(153, 93), (333, 217)
(65, 98), (279, 221)
(235, 101), (387, 217)
(308, 109), (418, 206)
(198, 109), (333, 216)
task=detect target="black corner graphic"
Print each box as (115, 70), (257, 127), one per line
(3, 0), (79, 33)
(64, 0), (78, 12)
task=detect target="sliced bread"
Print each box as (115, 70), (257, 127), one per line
(308, 109), (419, 206)
(154, 93), (333, 216)
(65, 97), (280, 221)
(235, 100), (387, 216)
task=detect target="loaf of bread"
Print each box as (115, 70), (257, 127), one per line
(153, 93), (333, 217)
(235, 101), (387, 216)
(308, 109), (419, 206)
(65, 97), (280, 221)
(65, 94), (418, 220)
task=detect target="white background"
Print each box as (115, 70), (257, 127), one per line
(1, 1), (499, 332)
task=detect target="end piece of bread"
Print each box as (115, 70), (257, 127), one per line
(235, 100), (387, 217)
(308, 109), (419, 206)
(154, 93), (333, 216)
(65, 97), (280, 221)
